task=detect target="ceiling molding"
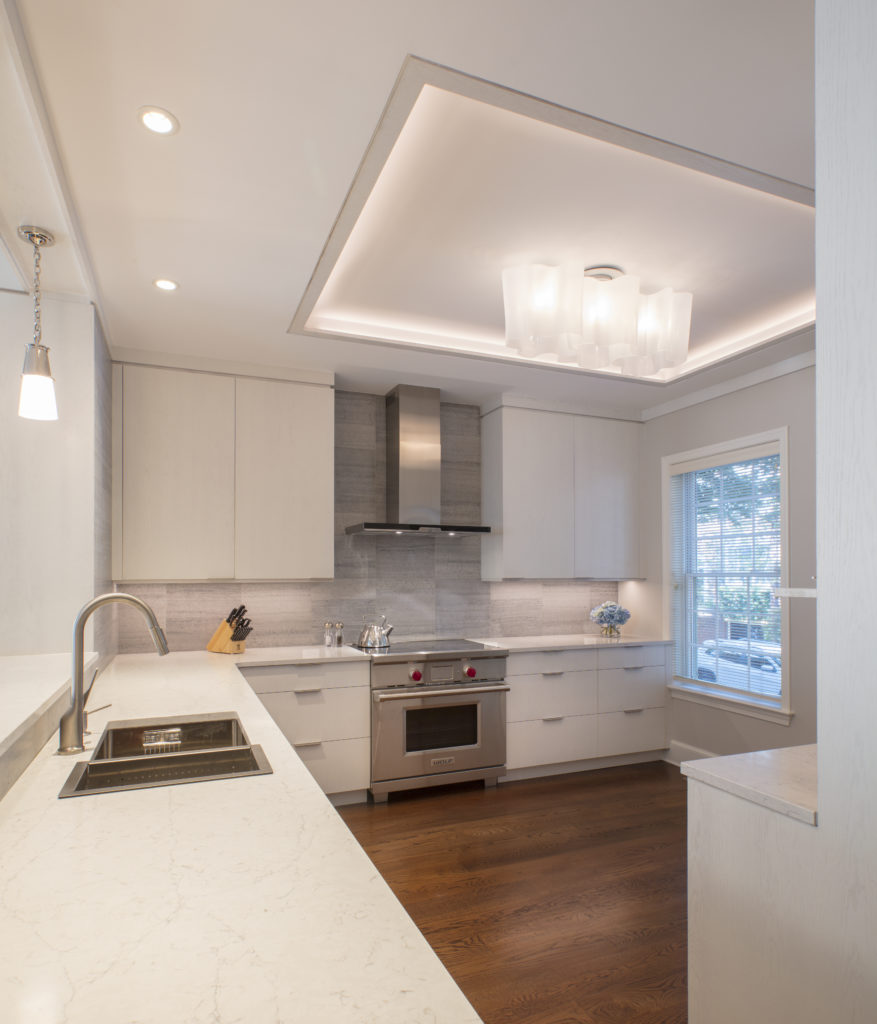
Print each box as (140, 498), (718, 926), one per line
(291, 54), (814, 386)
(640, 349), (815, 421)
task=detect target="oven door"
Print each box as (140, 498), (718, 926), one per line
(371, 684), (509, 784)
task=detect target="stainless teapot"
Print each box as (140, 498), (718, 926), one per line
(357, 615), (394, 649)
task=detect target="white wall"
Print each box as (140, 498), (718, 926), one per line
(620, 360), (817, 757)
(0, 292), (99, 653)
(685, 4), (877, 1020)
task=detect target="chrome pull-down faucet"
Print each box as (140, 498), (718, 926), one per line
(58, 593), (169, 754)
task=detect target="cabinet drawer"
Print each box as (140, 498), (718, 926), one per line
(506, 715), (597, 769)
(256, 686), (369, 743)
(507, 670), (597, 722)
(597, 644), (668, 670)
(241, 661), (370, 694)
(293, 737), (370, 794)
(597, 666), (667, 713)
(507, 648), (597, 677)
(597, 708), (667, 756)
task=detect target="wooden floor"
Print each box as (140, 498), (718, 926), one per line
(338, 761), (687, 1024)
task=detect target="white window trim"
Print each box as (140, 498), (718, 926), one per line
(661, 427), (791, 717)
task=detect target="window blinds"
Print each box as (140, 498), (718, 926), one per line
(670, 449), (782, 699)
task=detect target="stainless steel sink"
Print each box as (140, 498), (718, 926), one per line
(59, 712), (272, 798)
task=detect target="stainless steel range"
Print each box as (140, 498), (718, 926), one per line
(363, 639), (509, 802)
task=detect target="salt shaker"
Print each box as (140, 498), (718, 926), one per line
(324, 621), (333, 647)
(334, 622), (344, 647)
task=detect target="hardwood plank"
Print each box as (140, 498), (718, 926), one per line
(339, 761), (687, 1024)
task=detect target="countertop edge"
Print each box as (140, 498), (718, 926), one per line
(681, 745), (818, 826)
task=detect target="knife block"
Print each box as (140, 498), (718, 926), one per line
(206, 620), (246, 655)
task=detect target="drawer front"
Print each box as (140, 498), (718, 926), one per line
(294, 737), (370, 794)
(597, 665), (667, 713)
(256, 686), (369, 743)
(597, 708), (667, 757)
(507, 648), (598, 677)
(506, 715), (597, 769)
(507, 670), (597, 722)
(597, 644), (668, 670)
(241, 661), (370, 694)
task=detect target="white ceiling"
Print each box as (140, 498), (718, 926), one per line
(2, 0), (815, 413)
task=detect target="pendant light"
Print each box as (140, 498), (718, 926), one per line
(17, 226), (57, 421)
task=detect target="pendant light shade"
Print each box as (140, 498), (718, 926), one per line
(19, 343), (58, 420)
(501, 262), (693, 378)
(17, 226), (57, 421)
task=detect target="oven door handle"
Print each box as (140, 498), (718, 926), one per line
(374, 684), (510, 702)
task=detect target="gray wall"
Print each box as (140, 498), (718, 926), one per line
(620, 360), (816, 757)
(118, 391), (618, 652)
(0, 295), (108, 655)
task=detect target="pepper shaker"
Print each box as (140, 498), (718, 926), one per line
(334, 622), (344, 647)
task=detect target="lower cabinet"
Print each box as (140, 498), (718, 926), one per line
(241, 661), (370, 796)
(505, 643), (669, 772)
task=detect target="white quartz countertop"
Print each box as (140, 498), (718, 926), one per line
(0, 650), (482, 1024)
(234, 643), (371, 666)
(475, 633), (669, 652)
(681, 744), (818, 825)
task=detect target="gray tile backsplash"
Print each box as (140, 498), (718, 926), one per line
(119, 391), (618, 652)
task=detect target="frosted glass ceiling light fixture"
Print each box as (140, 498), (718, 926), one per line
(501, 262), (693, 378)
(17, 226), (58, 421)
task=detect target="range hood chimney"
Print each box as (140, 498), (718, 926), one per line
(345, 385), (491, 536)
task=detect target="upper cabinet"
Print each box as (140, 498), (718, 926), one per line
(481, 408), (574, 580)
(481, 406), (640, 581)
(234, 376), (334, 580)
(114, 365), (334, 581)
(573, 416), (640, 580)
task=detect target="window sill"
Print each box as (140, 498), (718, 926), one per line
(669, 679), (794, 726)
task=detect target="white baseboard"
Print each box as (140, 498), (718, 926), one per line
(665, 739), (717, 767)
(501, 749), (665, 784)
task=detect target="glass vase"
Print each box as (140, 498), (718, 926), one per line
(600, 625), (621, 639)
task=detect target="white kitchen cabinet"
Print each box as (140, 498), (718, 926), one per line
(242, 661), (370, 796)
(113, 364), (334, 581)
(115, 365), (236, 580)
(505, 649), (597, 770)
(574, 417), (641, 579)
(504, 643), (669, 774)
(481, 406), (640, 580)
(235, 377), (333, 580)
(481, 407), (574, 580)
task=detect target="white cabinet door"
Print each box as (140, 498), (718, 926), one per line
(235, 378), (334, 580)
(507, 716), (598, 770)
(118, 365), (235, 580)
(507, 670), (597, 722)
(482, 407), (574, 579)
(242, 662), (370, 795)
(115, 367), (334, 581)
(574, 417), (641, 579)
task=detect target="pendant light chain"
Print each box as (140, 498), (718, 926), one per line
(32, 239), (43, 347)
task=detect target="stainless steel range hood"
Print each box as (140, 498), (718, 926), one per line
(345, 385), (491, 536)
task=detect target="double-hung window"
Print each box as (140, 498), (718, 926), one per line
(665, 430), (789, 721)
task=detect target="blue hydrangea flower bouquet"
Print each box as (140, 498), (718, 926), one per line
(589, 600), (631, 639)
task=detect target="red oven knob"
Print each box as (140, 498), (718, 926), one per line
(409, 668), (423, 682)
(464, 664), (477, 678)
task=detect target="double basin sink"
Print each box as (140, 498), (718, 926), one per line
(59, 712), (272, 798)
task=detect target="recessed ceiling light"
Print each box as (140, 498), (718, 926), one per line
(153, 279), (178, 291)
(138, 106), (179, 135)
